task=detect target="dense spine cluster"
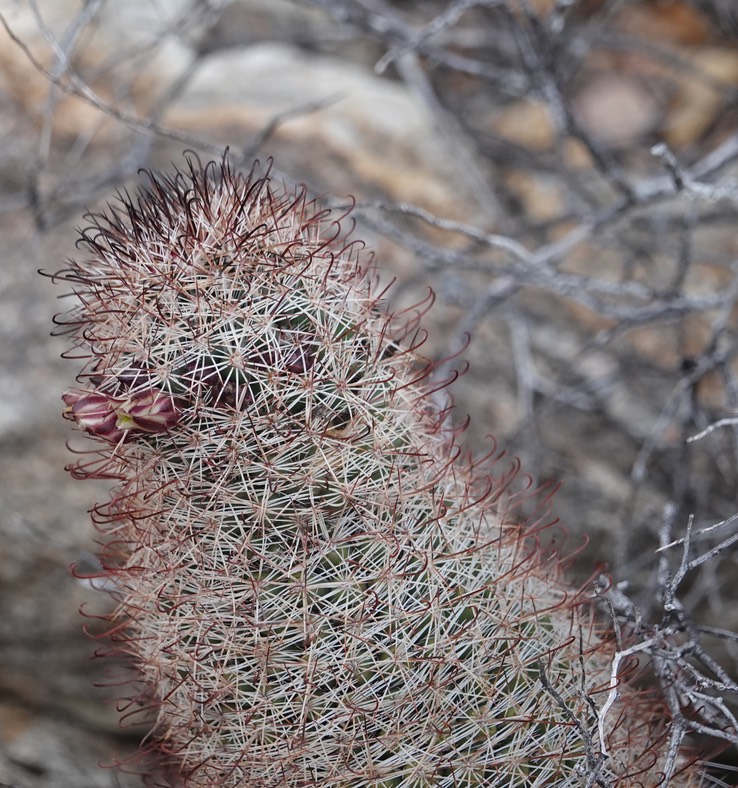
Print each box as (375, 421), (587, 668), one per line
(54, 155), (701, 786)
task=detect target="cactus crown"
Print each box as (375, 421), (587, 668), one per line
(54, 154), (701, 786)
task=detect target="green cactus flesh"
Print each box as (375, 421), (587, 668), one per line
(55, 156), (701, 786)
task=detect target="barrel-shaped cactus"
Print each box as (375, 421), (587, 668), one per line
(54, 155), (700, 786)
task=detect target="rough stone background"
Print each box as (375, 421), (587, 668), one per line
(1, 0), (738, 785)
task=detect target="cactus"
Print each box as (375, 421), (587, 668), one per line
(54, 154), (701, 786)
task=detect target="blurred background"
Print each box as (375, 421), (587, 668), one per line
(1, 0), (738, 784)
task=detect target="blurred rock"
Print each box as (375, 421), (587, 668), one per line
(664, 46), (738, 147)
(573, 74), (661, 149)
(164, 42), (476, 217)
(489, 98), (556, 152)
(617, 1), (711, 46)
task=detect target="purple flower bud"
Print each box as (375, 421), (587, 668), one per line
(117, 389), (180, 433)
(63, 387), (180, 442)
(62, 389), (127, 443)
(284, 344), (315, 374)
